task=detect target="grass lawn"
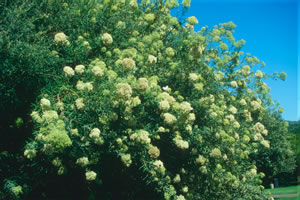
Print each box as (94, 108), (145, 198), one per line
(265, 185), (300, 200)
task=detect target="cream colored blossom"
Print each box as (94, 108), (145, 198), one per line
(226, 114), (235, 122)
(230, 81), (237, 88)
(177, 195), (186, 200)
(148, 146), (160, 159)
(75, 65), (85, 74)
(102, 33), (113, 46)
(187, 16), (198, 25)
(241, 65), (250, 75)
(159, 100), (170, 111)
(116, 83), (132, 100)
(71, 128), (78, 136)
(122, 58), (136, 71)
(182, 186), (188, 193)
(233, 121), (240, 129)
(179, 101), (193, 114)
(239, 99), (247, 106)
(40, 98), (51, 110)
(42, 110), (59, 121)
(11, 185), (23, 196)
(251, 100), (261, 111)
(182, 0), (191, 7)
(75, 98), (85, 109)
(76, 81), (93, 91)
(210, 148), (222, 158)
(262, 129), (268, 136)
(148, 55), (157, 64)
(188, 113), (196, 122)
(138, 77), (148, 91)
(189, 73), (198, 82)
(92, 66), (104, 77)
(229, 106), (237, 114)
(85, 82), (93, 91)
(63, 66), (75, 77)
(144, 13), (155, 23)
(173, 136), (189, 149)
(121, 154), (132, 167)
(76, 81), (85, 90)
(54, 32), (70, 45)
(254, 122), (265, 133)
(158, 92), (176, 104)
(31, 111), (42, 123)
(165, 47), (175, 57)
(76, 157), (89, 167)
(196, 155), (206, 165)
(89, 128), (100, 139)
(86, 171), (97, 181)
(24, 149), (37, 159)
(163, 113), (177, 125)
(260, 140), (270, 148)
(130, 0), (137, 7)
(255, 70), (263, 79)
(173, 174), (181, 183)
(153, 160), (164, 169)
(130, 130), (151, 144)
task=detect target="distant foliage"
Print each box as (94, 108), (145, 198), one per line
(0, 0), (294, 199)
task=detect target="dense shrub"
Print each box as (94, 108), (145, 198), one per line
(0, 0), (295, 199)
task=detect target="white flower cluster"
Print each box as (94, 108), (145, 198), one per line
(122, 58), (136, 71)
(24, 149), (37, 159)
(63, 66), (75, 77)
(40, 98), (51, 110)
(102, 33), (113, 46)
(157, 92), (176, 104)
(121, 154), (132, 167)
(76, 157), (89, 167)
(89, 128), (101, 139)
(76, 81), (93, 91)
(210, 148), (222, 158)
(195, 155), (206, 165)
(255, 70), (263, 79)
(92, 66), (104, 77)
(75, 98), (85, 109)
(54, 32), (70, 45)
(148, 55), (157, 64)
(177, 195), (186, 200)
(148, 146), (160, 159)
(75, 65), (85, 74)
(179, 101), (193, 114)
(153, 160), (164, 169)
(251, 100), (261, 111)
(173, 136), (189, 149)
(159, 100), (170, 111)
(189, 73), (198, 82)
(229, 106), (237, 114)
(42, 110), (59, 121)
(173, 174), (181, 183)
(130, 130), (151, 145)
(86, 171), (97, 181)
(230, 81), (238, 88)
(116, 83), (132, 100)
(163, 113), (177, 125)
(137, 78), (148, 92)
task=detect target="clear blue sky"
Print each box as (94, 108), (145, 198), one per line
(183, 0), (299, 121)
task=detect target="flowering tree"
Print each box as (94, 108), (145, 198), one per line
(1, 0), (293, 199)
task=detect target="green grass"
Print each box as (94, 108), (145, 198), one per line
(265, 185), (300, 200)
(265, 185), (299, 195)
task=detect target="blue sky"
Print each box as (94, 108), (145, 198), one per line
(183, 0), (299, 121)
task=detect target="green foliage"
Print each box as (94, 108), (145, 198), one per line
(0, 0), (295, 199)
